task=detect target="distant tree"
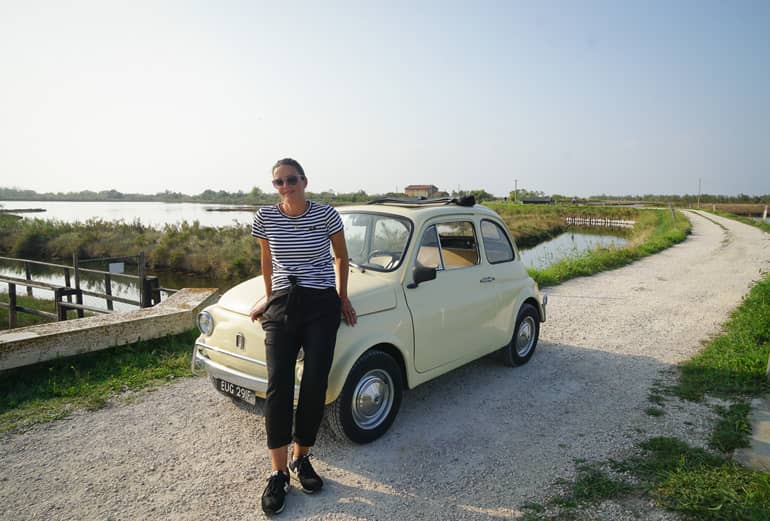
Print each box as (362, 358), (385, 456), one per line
(509, 188), (546, 201)
(469, 189), (494, 202)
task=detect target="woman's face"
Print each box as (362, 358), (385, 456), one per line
(272, 164), (307, 202)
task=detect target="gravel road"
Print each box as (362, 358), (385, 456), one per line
(2, 210), (769, 521)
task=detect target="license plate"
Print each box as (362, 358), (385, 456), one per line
(217, 378), (256, 405)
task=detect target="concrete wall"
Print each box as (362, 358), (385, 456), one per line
(0, 288), (219, 371)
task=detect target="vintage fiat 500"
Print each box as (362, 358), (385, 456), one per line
(192, 198), (547, 443)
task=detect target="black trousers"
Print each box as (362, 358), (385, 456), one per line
(260, 284), (341, 449)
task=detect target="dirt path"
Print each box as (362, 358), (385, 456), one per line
(2, 211), (769, 521)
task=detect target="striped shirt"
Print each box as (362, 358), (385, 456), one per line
(251, 201), (344, 291)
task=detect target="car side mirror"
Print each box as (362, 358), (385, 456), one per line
(407, 265), (437, 289)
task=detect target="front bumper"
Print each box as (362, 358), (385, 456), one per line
(192, 341), (300, 399)
(193, 341), (269, 394)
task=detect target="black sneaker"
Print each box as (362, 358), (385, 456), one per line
(289, 454), (323, 493)
(261, 470), (290, 515)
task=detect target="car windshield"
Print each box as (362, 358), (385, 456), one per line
(340, 212), (412, 271)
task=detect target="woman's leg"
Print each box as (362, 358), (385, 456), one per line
(293, 291), (341, 447)
(264, 327), (301, 455)
(269, 446), (290, 472)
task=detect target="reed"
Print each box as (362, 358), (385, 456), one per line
(0, 217), (260, 280)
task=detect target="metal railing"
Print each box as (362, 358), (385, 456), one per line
(0, 253), (178, 328)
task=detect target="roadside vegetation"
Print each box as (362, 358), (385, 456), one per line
(519, 208), (692, 287)
(0, 330), (197, 433)
(522, 236), (770, 520)
(706, 209), (770, 234)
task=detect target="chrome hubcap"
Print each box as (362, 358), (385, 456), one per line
(352, 369), (394, 430)
(516, 317), (536, 357)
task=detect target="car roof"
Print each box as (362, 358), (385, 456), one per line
(337, 201), (501, 222)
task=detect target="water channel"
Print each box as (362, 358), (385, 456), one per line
(519, 231), (628, 269)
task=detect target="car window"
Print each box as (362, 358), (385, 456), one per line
(481, 219), (515, 263)
(416, 225), (443, 270)
(373, 218), (410, 252)
(340, 212), (412, 271)
(435, 221), (479, 269)
(343, 216), (367, 259)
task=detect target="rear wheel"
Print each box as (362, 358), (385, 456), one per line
(327, 350), (403, 444)
(500, 303), (540, 366)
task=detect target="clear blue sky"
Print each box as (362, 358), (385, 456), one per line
(1, 1), (768, 197)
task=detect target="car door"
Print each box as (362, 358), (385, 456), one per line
(478, 218), (530, 345)
(405, 219), (501, 373)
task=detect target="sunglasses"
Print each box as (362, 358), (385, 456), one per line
(272, 175), (304, 187)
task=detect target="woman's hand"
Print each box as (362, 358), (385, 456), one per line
(340, 296), (357, 326)
(249, 300), (267, 322)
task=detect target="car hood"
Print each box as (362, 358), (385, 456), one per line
(217, 270), (398, 317)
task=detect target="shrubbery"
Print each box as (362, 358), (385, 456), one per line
(0, 217), (261, 280)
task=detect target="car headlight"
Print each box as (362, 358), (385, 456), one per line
(197, 311), (214, 336)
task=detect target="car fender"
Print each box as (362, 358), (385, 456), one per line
(324, 307), (413, 404)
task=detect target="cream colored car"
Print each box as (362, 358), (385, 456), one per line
(193, 198), (547, 443)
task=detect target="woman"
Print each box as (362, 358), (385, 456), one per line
(249, 158), (356, 515)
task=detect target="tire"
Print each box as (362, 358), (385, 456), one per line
(500, 303), (540, 367)
(327, 350), (403, 444)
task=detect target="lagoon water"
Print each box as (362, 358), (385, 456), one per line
(0, 200), (259, 228)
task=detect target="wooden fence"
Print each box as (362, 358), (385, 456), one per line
(565, 217), (636, 228)
(0, 253), (176, 329)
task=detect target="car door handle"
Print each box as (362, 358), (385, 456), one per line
(480, 276), (495, 283)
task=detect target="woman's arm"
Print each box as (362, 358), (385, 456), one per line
(250, 238), (273, 322)
(330, 231), (356, 326)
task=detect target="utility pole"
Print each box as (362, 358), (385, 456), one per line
(697, 178), (701, 209)
(514, 179), (518, 203)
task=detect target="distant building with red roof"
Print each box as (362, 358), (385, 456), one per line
(404, 184), (439, 198)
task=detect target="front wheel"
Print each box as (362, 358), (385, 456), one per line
(500, 303), (540, 367)
(327, 350), (403, 444)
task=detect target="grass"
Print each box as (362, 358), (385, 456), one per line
(710, 403), (752, 453)
(526, 208), (691, 287)
(534, 434), (770, 521)
(645, 406), (665, 417)
(553, 465), (633, 508)
(0, 329), (198, 433)
(0, 293), (58, 329)
(671, 275), (770, 401)
(618, 438), (770, 521)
